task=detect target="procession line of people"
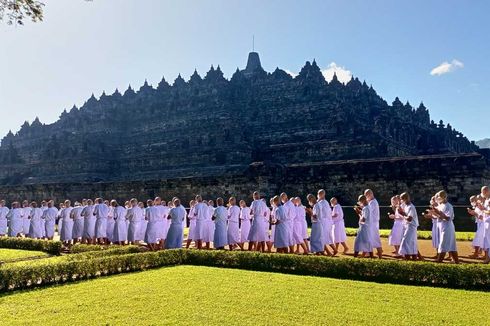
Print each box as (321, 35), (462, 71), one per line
(0, 187), (488, 264)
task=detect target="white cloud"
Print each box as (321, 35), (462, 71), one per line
(430, 59), (464, 76)
(284, 69), (298, 78)
(321, 62), (352, 83)
(284, 62), (352, 84)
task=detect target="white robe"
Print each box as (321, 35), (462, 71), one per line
(127, 206), (144, 242)
(94, 203), (109, 238)
(106, 206), (115, 243)
(29, 207), (44, 239)
(42, 207), (58, 238)
(113, 206), (128, 243)
(166, 205), (186, 249)
(331, 204), (347, 243)
(239, 207), (251, 243)
(81, 205), (96, 239)
(213, 206), (228, 248)
(7, 208), (23, 237)
(354, 206), (372, 253)
(145, 206), (161, 244)
(204, 206), (215, 243)
(317, 199), (333, 246)
(71, 206), (85, 239)
(388, 211), (404, 246)
(437, 202), (457, 253)
(60, 207), (74, 241)
(282, 200), (295, 246)
(227, 205), (240, 245)
(248, 200), (269, 242)
(187, 206), (197, 241)
(368, 198), (382, 248)
(0, 206), (9, 235)
(399, 203), (419, 256)
(472, 207), (485, 248)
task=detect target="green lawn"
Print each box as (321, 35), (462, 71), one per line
(0, 249), (48, 262)
(0, 265), (487, 325)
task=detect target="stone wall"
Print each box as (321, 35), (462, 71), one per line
(0, 153), (487, 206)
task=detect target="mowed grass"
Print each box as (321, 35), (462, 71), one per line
(0, 249), (48, 262)
(0, 266), (487, 325)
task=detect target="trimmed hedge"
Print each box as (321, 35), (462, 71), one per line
(67, 246), (144, 259)
(0, 237), (62, 255)
(1, 249), (489, 292)
(182, 250), (490, 290)
(0, 250), (183, 291)
(70, 244), (145, 254)
(344, 228), (474, 241)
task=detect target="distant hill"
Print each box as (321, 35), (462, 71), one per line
(476, 139), (490, 149)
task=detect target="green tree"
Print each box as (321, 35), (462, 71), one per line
(0, 0), (44, 25)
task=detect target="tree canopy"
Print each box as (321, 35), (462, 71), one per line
(0, 0), (44, 25)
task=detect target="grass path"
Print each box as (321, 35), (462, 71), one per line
(0, 265), (487, 325)
(0, 249), (48, 262)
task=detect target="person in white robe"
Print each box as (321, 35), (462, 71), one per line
(293, 197), (309, 254)
(479, 187), (490, 264)
(7, 202), (23, 237)
(0, 200), (9, 236)
(138, 202), (148, 241)
(422, 196), (440, 258)
(364, 189), (383, 258)
(112, 200), (128, 245)
(280, 193), (295, 253)
(106, 200), (115, 244)
(398, 192), (419, 260)
(227, 197), (241, 250)
(272, 196), (291, 253)
(330, 197), (348, 254)
(212, 198), (228, 249)
(81, 199), (96, 244)
(28, 202), (44, 239)
(21, 200), (31, 237)
(40, 200), (48, 238)
(185, 200), (197, 249)
(71, 201), (85, 243)
(56, 203), (64, 237)
(145, 199), (160, 250)
(317, 189), (336, 256)
(353, 195), (373, 258)
(204, 200), (215, 249)
(305, 194), (324, 255)
(42, 200), (58, 240)
(239, 200), (251, 251)
(93, 198), (109, 244)
(388, 195), (404, 257)
(467, 195), (485, 258)
(248, 192), (269, 252)
(126, 198), (144, 244)
(154, 198), (169, 249)
(193, 195), (208, 250)
(268, 198), (276, 252)
(60, 200), (74, 245)
(166, 198), (186, 249)
(428, 190), (459, 264)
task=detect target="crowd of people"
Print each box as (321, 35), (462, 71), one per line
(0, 187), (489, 264)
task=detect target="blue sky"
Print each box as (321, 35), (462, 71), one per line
(0, 0), (488, 140)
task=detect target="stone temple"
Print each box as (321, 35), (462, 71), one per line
(0, 52), (487, 208)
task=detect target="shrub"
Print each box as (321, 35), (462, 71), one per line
(182, 250), (490, 290)
(1, 249), (489, 292)
(344, 228), (474, 241)
(0, 237), (62, 255)
(70, 244), (145, 254)
(0, 249), (183, 292)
